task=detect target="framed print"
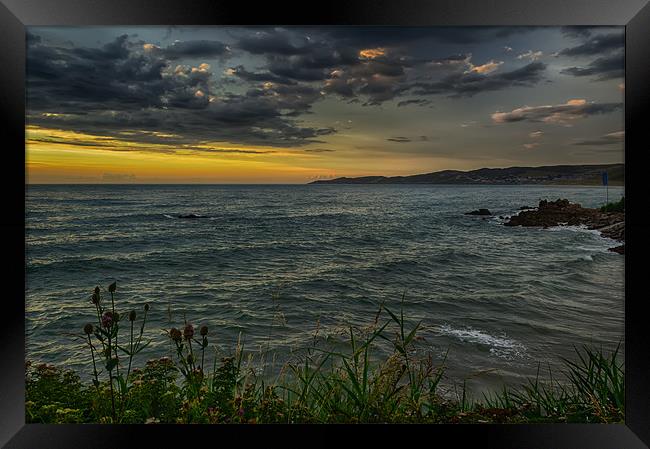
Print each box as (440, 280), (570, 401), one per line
(1, 0), (649, 447)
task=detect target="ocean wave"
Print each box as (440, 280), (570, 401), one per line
(436, 325), (526, 360)
(545, 225), (604, 236)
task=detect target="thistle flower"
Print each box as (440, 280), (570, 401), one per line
(91, 293), (99, 305)
(169, 327), (182, 342)
(200, 325), (208, 336)
(94, 286), (100, 295)
(144, 303), (150, 312)
(183, 324), (194, 340)
(108, 281), (117, 293)
(101, 311), (114, 328)
(128, 310), (137, 322)
(83, 323), (94, 335)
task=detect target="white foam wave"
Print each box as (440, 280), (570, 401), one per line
(437, 325), (526, 360)
(163, 214), (174, 219)
(545, 224), (603, 236)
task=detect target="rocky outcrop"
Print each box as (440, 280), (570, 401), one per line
(465, 209), (492, 216)
(505, 199), (624, 254)
(178, 214), (205, 219)
(608, 245), (625, 255)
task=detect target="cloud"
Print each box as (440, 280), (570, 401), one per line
(236, 29), (312, 55)
(397, 99), (431, 107)
(558, 32), (623, 56)
(529, 130), (543, 138)
(523, 143), (540, 149)
(412, 61), (546, 98)
(491, 99), (622, 125)
(561, 51), (623, 80)
(465, 60), (503, 74)
(503, 46), (513, 52)
(26, 33), (334, 147)
(160, 40), (230, 59)
(359, 48), (386, 59)
(320, 26), (536, 46)
(572, 131), (624, 146)
(225, 65), (297, 85)
(561, 26), (593, 39)
(517, 50), (543, 61)
(387, 136), (413, 143)
(386, 135), (430, 143)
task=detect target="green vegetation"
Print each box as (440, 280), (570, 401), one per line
(26, 283), (624, 424)
(600, 196), (625, 213)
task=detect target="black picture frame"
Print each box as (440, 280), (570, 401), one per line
(2, 0), (648, 447)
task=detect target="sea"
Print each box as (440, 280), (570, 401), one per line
(25, 184), (625, 397)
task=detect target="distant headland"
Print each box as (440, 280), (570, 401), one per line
(309, 164), (624, 186)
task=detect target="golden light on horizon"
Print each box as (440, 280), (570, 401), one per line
(25, 125), (352, 184)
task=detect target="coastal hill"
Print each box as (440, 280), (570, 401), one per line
(309, 164), (624, 186)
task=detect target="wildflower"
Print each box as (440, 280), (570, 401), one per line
(169, 327), (182, 342)
(128, 310), (136, 322)
(183, 324), (194, 340)
(200, 325), (208, 336)
(83, 323), (94, 335)
(91, 293), (99, 305)
(238, 408), (245, 416)
(94, 286), (100, 295)
(108, 281), (117, 293)
(144, 303), (150, 312)
(101, 311), (114, 328)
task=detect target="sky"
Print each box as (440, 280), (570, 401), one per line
(25, 26), (624, 184)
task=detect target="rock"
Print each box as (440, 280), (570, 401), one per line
(178, 214), (203, 219)
(504, 198), (624, 243)
(465, 208), (492, 216)
(608, 245), (625, 255)
(519, 205), (534, 210)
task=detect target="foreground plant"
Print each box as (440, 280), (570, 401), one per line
(26, 283), (624, 424)
(82, 282), (151, 422)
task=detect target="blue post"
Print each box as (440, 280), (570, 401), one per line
(602, 171), (608, 204)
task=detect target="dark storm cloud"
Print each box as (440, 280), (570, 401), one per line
(226, 65), (297, 85)
(558, 32), (624, 56)
(560, 26), (593, 39)
(561, 52), (624, 80)
(26, 33), (334, 147)
(320, 26), (536, 46)
(161, 40), (230, 59)
(492, 100), (622, 124)
(234, 28), (548, 105)
(411, 62), (546, 98)
(236, 29), (313, 55)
